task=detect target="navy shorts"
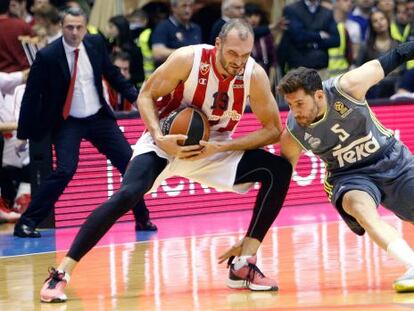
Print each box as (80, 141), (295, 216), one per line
(325, 141), (414, 235)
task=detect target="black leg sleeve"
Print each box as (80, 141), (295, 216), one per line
(234, 149), (292, 242)
(67, 152), (167, 261)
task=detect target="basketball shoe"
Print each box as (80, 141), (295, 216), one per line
(40, 268), (70, 303)
(393, 266), (414, 293)
(226, 255), (278, 291)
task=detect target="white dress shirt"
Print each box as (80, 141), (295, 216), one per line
(62, 38), (101, 118)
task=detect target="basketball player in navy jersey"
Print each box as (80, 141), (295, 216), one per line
(39, 19), (293, 302)
(278, 41), (414, 292)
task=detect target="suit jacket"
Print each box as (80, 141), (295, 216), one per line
(17, 34), (138, 141)
(278, 0), (339, 71)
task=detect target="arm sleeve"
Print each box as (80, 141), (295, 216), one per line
(378, 41), (414, 76)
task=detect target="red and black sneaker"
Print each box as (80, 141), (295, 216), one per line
(227, 256), (278, 291)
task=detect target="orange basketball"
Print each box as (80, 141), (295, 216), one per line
(161, 107), (210, 146)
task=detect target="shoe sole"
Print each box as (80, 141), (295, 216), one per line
(227, 279), (248, 289)
(393, 280), (414, 293)
(40, 296), (67, 303)
(227, 279), (278, 291)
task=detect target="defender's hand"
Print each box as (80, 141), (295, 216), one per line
(218, 238), (244, 265)
(187, 140), (222, 161)
(155, 134), (202, 159)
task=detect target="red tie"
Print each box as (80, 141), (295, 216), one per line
(63, 48), (80, 119)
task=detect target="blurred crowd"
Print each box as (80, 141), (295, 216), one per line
(1, 0), (414, 222)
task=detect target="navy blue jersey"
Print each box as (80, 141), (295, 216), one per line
(286, 76), (395, 172)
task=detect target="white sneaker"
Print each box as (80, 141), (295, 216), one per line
(393, 267), (414, 293)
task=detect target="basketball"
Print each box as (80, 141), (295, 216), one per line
(161, 107), (210, 146)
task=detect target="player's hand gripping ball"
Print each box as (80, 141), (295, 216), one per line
(161, 107), (210, 146)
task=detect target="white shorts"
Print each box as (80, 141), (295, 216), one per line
(132, 132), (252, 194)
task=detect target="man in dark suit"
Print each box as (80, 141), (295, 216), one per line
(13, 7), (157, 238)
(278, 0), (340, 78)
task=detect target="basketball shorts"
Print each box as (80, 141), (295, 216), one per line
(325, 140), (414, 235)
(132, 132), (251, 194)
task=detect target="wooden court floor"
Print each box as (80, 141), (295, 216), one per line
(1, 214), (414, 310)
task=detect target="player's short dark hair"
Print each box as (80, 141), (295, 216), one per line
(0, 0), (10, 14)
(219, 18), (254, 42)
(277, 67), (323, 96)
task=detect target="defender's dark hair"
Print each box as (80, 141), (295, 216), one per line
(277, 67), (323, 96)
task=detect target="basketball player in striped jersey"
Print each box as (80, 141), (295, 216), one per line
(278, 41), (414, 293)
(39, 19), (293, 302)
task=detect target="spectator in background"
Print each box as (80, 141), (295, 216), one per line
(105, 15), (145, 88)
(103, 52), (136, 112)
(191, 2), (221, 43)
(0, 70), (28, 223)
(278, 0), (339, 79)
(0, 0), (32, 73)
(327, 0), (354, 77)
(391, 2), (411, 43)
(244, 3), (275, 76)
(348, 0), (375, 42)
(330, 0), (361, 60)
(209, 0), (245, 44)
(128, 9), (154, 80)
(151, 0), (202, 67)
(133, 2), (170, 80)
(30, 0), (50, 12)
(408, 0), (414, 24)
(376, 0), (395, 22)
(356, 10), (400, 98)
(9, 0), (34, 26)
(32, 3), (62, 47)
(128, 8), (148, 41)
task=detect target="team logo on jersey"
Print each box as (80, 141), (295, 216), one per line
(332, 131), (380, 168)
(334, 101), (352, 118)
(198, 78), (207, 85)
(304, 132), (321, 149)
(200, 62), (210, 75)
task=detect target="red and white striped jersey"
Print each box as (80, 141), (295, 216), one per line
(156, 44), (255, 139)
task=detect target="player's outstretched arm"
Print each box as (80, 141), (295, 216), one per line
(339, 41), (414, 101)
(280, 128), (303, 168)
